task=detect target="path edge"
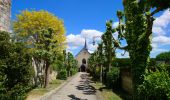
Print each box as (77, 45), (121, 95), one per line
(40, 73), (79, 100)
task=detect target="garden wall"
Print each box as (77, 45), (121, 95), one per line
(120, 67), (133, 94)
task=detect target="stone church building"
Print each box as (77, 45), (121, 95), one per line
(75, 39), (91, 72)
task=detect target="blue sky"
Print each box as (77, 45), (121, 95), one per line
(11, 0), (170, 58)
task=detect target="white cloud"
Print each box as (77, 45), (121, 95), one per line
(152, 27), (166, 36)
(66, 29), (103, 52)
(154, 9), (170, 28)
(152, 36), (170, 45)
(66, 34), (84, 46)
(151, 9), (170, 57)
(81, 29), (103, 39)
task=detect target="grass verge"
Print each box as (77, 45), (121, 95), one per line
(91, 82), (122, 100)
(26, 79), (65, 100)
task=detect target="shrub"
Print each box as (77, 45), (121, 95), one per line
(138, 64), (170, 100)
(0, 31), (34, 100)
(105, 67), (120, 88)
(57, 69), (67, 80)
(70, 68), (77, 76)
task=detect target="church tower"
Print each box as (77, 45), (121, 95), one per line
(0, 0), (11, 32)
(75, 38), (91, 71)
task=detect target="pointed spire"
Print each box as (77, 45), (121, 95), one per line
(84, 38), (88, 50)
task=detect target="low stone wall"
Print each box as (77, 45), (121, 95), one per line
(120, 67), (133, 94)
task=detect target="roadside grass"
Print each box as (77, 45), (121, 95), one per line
(91, 82), (132, 100)
(26, 79), (65, 100)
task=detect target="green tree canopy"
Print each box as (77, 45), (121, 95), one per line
(156, 51), (170, 62)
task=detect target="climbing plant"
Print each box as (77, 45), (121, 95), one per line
(110, 0), (170, 98)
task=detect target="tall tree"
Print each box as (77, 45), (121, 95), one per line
(112, 0), (170, 98)
(13, 10), (66, 88)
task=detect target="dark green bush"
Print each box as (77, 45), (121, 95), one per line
(112, 58), (131, 67)
(0, 31), (34, 100)
(138, 64), (170, 100)
(57, 69), (67, 80)
(105, 67), (120, 88)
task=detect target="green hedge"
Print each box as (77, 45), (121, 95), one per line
(105, 67), (120, 88)
(57, 69), (67, 80)
(113, 58), (156, 68)
(138, 64), (170, 100)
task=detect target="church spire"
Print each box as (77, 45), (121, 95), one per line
(83, 38), (88, 50)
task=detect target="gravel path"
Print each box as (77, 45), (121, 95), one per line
(48, 72), (98, 100)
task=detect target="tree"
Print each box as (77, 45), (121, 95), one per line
(67, 52), (77, 76)
(156, 51), (170, 63)
(111, 0), (170, 98)
(13, 10), (66, 88)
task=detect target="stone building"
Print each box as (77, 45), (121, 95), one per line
(75, 39), (91, 71)
(0, 0), (11, 32)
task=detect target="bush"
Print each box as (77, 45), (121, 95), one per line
(0, 31), (34, 100)
(113, 58), (131, 67)
(105, 67), (120, 88)
(57, 69), (67, 80)
(138, 64), (170, 100)
(70, 68), (77, 76)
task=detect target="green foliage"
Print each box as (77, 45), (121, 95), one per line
(70, 68), (77, 76)
(57, 69), (67, 80)
(147, 0), (170, 11)
(105, 67), (120, 88)
(0, 31), (34, 99)
(138, 64), (170, 100)
(113, 58), (131, 67)
(13, 10), (67, 88)
(156, 51), (170, 62)
(65, 52), (78, 77)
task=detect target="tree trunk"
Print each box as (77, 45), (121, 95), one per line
(44, 60), (50, 88)
(100, 65), (103, 83)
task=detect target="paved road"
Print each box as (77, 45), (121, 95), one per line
(48, 72), (98, 100)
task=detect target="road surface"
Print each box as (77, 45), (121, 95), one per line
(48, 72), (98, 100)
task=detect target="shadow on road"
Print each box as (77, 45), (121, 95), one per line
(76, 73), (96, 95)
(67, 73), (96, 100)
(68, 94), (87, 100)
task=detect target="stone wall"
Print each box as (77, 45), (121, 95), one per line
(120, 67), (133, 94)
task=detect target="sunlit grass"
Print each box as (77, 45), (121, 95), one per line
(26, 79), (64, 100)
(92, 82), (122, 100)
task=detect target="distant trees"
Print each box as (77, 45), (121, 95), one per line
(156, 51), (170, 63)
(13, 10), (66, 88)
(57, 50), (78, 80)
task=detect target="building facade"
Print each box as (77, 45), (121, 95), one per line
(0, 0), (11, 32)
(75, 39), (91, 71)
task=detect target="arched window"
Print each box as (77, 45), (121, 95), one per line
(82, 58), (86, 64)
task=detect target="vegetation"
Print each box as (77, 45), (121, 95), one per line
(0, 31), (34, 99)
(138, 64), (170, 100)
(89, 0), (170, 99)
(156, 51), (170, 62)
(13, 10), (66, 88)
(110, 0), (170, 98)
